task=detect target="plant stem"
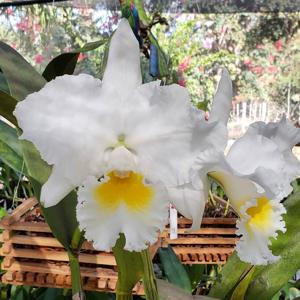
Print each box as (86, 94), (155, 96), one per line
(141, 249), (160, 300)
(68, 251), (85, 300)
(116, 291), (133, 300)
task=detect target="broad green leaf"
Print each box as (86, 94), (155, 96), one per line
(184, 265), (206, 291)
(0, 120), (26, 174)
(133, 0), (150, 25)
(148, 33), (170, 78)
(157, 279), (220, 300)
(158, 246), (192, 293)
(112, 234), (144, 293)
(0, 90), (17, 126)
(230, 267), (255, 300)
(245, 190), (300, 300)
(0, 207), (7, 220)
(208, 253), (250, 299)
(0, 120), (23, 157)
(0, 69), (10, 94)
(85, 291), (116, 300)
(42, 39), (107, 81)
(0, 41), (46, 101)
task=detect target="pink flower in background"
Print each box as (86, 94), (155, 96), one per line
(34, 54), (44, 65)
(178, 56), (191, 72)
(5, 8), (13, 16)
(267, 66), (278, 73)
(256, 44), (264, 49)
(268, 55), (275, 63)
(249, 66), (263, 74)
(33, 23), (41, 32)
(275, 40), (283, 51)
(16, 18), (30, 32)
(178, 78), (186, 87)
(78, 53), (87, 62)
(202, 37), (214, 49)
(204, 111), (209, 120)
(243, 57), (252, 66)
(63, 47), (72, 53)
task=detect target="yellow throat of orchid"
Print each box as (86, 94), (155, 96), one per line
(94, 171), (153, 213)
(245, 196), (272, 230)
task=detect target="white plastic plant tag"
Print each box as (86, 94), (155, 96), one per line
(169, 204), (178, 240)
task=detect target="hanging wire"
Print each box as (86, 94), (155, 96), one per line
(0, 0), (67, 7)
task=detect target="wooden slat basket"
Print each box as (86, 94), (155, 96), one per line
(0, 198), (161, 294)
(0, 198), (238, 292)
(161, 215), (238, 264)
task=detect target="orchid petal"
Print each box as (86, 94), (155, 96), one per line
(41, 166), (75, 207)
(236, 198), (286, 265)
(210, 68), (232, 125)
(102, 19), (142, 101)
(227, 119), (300, 199)
(76, 175), (168, 251)
(14, 74), (116, 206)
(167, 183), (206, 230)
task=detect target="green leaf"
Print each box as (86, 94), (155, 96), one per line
(42, 40), (107, 81)
(158, 246), (192, 293)
(245, 190), (300, 300)
(0, 69), (10, 94)
(0, 90), (17, 126)
(184, 265), (206, 291)
(208, 253), (250, 299)
(0, 207), (7, 220)
(133, 0), (150, 25)
(230, 267), (255, 300)
(157, 279), (220, 300)
(148, 33), (170, 78)
(112, 234), (144, 293)
(0, 41), (46, 101)
(0, 120), (26, 174)
(85, 291), (116, 300)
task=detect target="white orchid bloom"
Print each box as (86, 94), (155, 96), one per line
(13, 19), (231, 252)
(193, 118), (300, 265)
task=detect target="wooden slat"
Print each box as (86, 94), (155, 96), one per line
(0, 233), (99, 250)
(177, 217), (237, 225)
(0, 248), (116, 266)
(0, 198), (38, 227)
(0, 222), (51, 232)
(173, 247), (234, 255)
(2, 259), (118, 278)
(166, 237), (238, 245)
(162, 227), (236, 235)
(2, 271), (145, 294)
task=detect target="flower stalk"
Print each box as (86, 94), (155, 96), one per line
(68, 250), (85, 300)
(69, 227), (85, 300)
(141, 249), (160, 300)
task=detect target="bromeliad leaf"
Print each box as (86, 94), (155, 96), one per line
(0, 41), (46, 101)
(42, 39), (107, 81)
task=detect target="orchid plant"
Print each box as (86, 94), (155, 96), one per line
(1, 3), (300, 300)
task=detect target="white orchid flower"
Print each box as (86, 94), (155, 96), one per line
(13, 19), (232, 252)
(192, 118), (300, 265)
